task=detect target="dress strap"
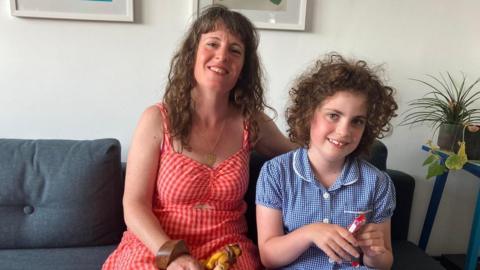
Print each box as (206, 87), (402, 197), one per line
(242, 120), (251, 150)
(155, 103), (173, 152)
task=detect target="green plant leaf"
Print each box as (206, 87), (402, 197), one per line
(423, 154), (438, 166)
(270, 0), (282, 5)
(445, 155), (465, 170)
(426, 140), (439, 151)
(457, 140), (468, 158)
(445, 141), (468, 170)
(426, 161), (447, 179)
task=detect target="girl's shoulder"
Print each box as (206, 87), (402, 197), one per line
(265, 148), (301, 166)
(354, 157), (392, 183)
(260, 148), (305, 180)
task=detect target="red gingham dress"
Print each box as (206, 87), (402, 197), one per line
(103, 104), (262, 270)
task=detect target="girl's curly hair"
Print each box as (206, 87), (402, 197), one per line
(286, 53), (398, 157)
(163, 5), (268, 148)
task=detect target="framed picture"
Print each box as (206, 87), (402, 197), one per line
(10, 0), (134, 22)
(193, 0), (307, 31)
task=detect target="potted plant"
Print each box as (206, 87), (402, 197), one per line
(400, 72), (480, 178)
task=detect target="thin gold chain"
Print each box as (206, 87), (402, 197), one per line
(201, 119), (227, 167)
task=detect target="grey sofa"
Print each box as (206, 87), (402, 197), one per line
(0, 138), (445, 269)
(0, 139), (124, 270)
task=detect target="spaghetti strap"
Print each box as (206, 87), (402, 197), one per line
(154, 103), (173, 151)
(242, 120), (250, 150)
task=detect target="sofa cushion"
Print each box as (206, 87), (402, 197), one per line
(0, 139), (124, 248)
(365, 140), (388, 171)
(0, 245), (116, 270)
(392, 240), (445, 270)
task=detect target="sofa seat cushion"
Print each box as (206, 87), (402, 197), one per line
(392, 240), (445, 270)
(0, 245), (116, 270)
(0, 139), (124, 249)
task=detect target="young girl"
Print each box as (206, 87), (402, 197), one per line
(256, 53), (398, 270)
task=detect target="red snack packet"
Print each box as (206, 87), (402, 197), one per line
(348, 214), (366, 267)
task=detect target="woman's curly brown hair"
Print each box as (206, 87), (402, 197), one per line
(163, 5), (269, 148)
(286, 53), (398, 157)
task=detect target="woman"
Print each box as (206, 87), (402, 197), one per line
(103, 5), (296, 270)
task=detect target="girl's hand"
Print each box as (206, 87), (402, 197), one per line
(167, 254), (204, 270)
(356, 223), (387, 257)
(307, 223), (360, 263)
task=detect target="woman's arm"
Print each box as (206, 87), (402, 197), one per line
(356, 220), (393, 270)
(254, 112), (297, 157)
(123, 106), (170, 253)
(256, 205), (360, 268)
(123, 106), (203, 270)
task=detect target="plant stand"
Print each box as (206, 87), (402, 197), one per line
(420, 145), (480, 270)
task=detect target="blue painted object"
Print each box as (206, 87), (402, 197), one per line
(420, 145), (480, 270)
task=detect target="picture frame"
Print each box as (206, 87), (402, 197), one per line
(193, 0), (307, 31)
(10, 0), (134, 22)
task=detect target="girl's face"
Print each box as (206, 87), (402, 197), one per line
(308, 91), (367, 166)
(193, 23), (245, 94)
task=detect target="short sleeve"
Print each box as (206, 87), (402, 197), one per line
(372, 171), (396, 223)
(255, 160), (283, 210)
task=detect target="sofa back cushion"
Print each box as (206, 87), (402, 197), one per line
(0, 138), (125, 249)
(364, 140), (388, 171)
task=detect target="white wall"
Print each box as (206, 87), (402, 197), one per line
(1, 0), (479, 256)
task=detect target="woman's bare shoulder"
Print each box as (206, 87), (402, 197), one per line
(135, 104), (165, 137)
(253, 110), (271, 122)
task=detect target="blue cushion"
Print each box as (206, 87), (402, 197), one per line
(0, 139), (124, 248)
(0, 245), (116, 270)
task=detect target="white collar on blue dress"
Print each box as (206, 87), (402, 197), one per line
(292, 147), (360, 190)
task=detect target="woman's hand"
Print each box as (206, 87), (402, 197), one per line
(355, 223), (387, 257)
(307, 223), (360, 263)
(167, 254), (204, 270)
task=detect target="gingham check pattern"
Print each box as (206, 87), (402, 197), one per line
(103, 104), (262, 270)
(256, 147), (396, 270)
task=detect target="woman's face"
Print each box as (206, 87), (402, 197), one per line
(193, 23), (245, 94)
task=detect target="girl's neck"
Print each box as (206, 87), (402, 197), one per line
(307, 149), (345, 188)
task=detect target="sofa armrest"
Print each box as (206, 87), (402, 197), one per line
(387, 169), (415, 241)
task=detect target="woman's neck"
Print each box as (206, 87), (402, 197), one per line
(191, 87), (231, 126)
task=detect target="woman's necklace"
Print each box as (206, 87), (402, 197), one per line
(202, 119), (227, 167)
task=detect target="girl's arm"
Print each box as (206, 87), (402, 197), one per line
(254, 112), (297, 157)
(256, 205), (360, 268)
(256, 205), (310, 268)
(356, 220), (393, 270)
